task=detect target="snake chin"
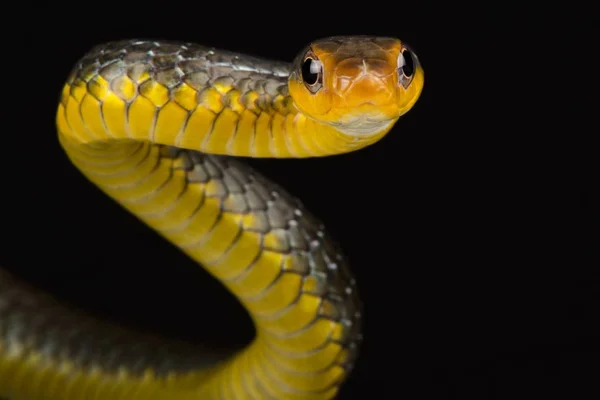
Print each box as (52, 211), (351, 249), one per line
(332, 115), (395, 136)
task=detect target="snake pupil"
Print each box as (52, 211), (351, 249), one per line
(401, 49), (414, 77)
(301, 58), (320, 85)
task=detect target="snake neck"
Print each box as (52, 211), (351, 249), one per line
(56, 40), (387, 159)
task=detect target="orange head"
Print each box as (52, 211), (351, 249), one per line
(288, 36), (424, 136)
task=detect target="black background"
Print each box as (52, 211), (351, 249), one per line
(1, 3), (596, 399)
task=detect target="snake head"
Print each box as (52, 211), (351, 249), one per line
(288, 36), (424, 136)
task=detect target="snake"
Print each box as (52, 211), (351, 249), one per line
(0, 36), (424, 399)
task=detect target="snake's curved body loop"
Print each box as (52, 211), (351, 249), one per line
(0, 37), (423, 399)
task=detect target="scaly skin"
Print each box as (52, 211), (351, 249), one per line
(0, 36), (424, 399)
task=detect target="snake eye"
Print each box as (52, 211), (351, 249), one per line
(301, 53), (323, 93)
(398, 48), (416, 89)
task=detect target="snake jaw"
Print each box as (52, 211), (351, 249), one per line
(332, 116), (396, 136)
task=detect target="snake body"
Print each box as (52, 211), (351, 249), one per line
(0, 36), (424, 399)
